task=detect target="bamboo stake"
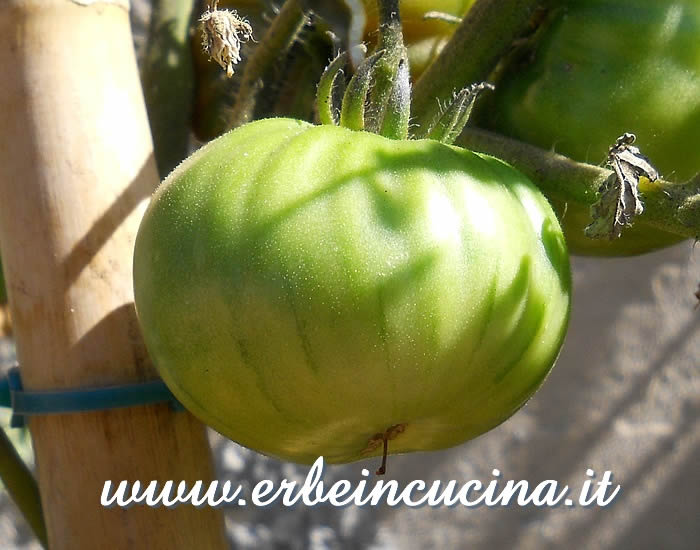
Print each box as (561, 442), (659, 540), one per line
(0, 0), (228, 547)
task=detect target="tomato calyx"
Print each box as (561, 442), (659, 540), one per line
(316, 0), (491, 144)
(315, 0), (411, 139)
(341, 49), (386, 131)
(420, 81), (494, 143)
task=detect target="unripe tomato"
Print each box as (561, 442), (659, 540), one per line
(484, 0), (699, 255)
(133, 118), (571, 464)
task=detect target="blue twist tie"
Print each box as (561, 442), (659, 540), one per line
(0, 366), (184, 428)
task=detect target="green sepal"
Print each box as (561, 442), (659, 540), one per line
(378, 56), (411, 140)
(339, 50), (384, 132)
(424, 82), (494, 144)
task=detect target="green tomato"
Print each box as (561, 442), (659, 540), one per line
(485, 0), (700, 255)
(133, 118), (571, 464)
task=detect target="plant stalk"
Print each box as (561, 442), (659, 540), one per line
(376, 0), (403, 53)
(0, 428), (47, 547)
(226, 0), (308, 129)
(412, 0), (550, 134)
(459, 128), (700, 240)
(141, 0), (196, 177)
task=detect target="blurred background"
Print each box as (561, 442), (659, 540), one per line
(1, 1), (698, 548)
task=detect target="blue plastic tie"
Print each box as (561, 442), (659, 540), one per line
(0, 366), (184, 428)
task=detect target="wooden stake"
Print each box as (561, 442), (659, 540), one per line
(0, 0), (227, 547)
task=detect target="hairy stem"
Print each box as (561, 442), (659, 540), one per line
(226, 0), (308, 129)
(141, 0), (196, 177)
(377, 0), (403, 52)
(412, 0), (550, 134)
(459, 128), (700, 240)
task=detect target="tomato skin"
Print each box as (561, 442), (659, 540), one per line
(133, 118), (571, 464)
(484, 0), (700, 255)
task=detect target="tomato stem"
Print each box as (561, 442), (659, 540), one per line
(225, 0), (308, 129)
(412, 0), (553, 135)
(142, 0), (196, 178)
(459, 128), (700, 242)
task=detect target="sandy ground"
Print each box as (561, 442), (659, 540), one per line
(0, 2), (698, 548)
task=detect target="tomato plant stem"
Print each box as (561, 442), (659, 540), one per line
(376, 0), (403, 56)
(411, 0), (551, 135)
(142, 0), (196, 178)
(226, 0), (308, 129)
(0, 428), (47, 547)
(459, 128), (700, 241)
